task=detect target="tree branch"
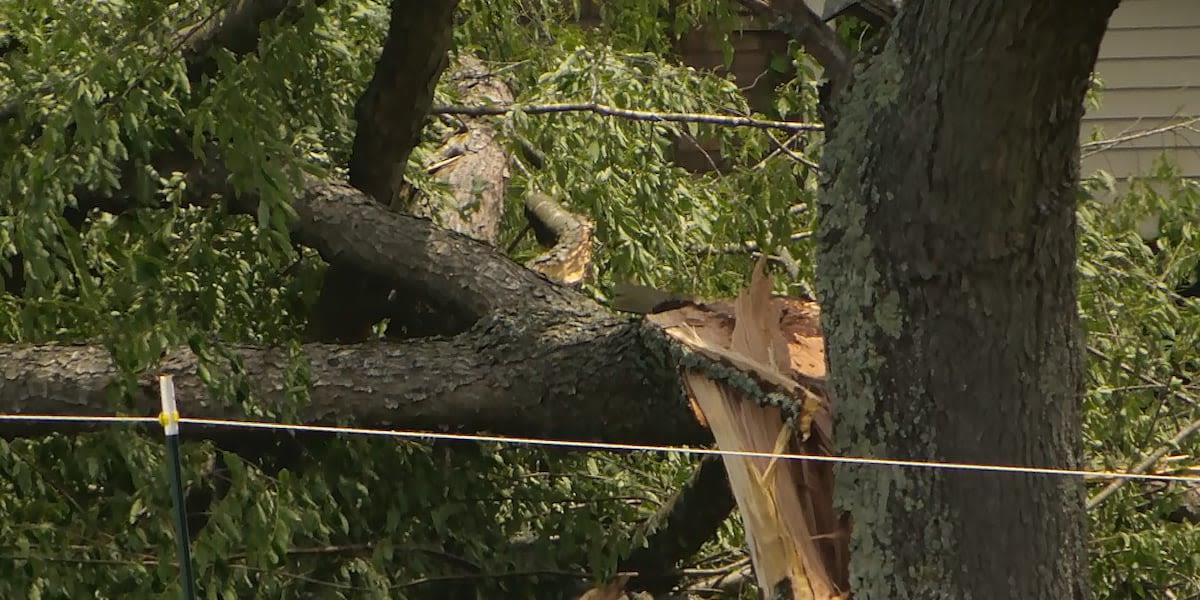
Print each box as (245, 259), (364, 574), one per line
(0, 317), (704, 446)
(348, 0), (459, 204)
(1085, 347), (1200, 510)
(313, 0), (460, 342)
(173, 152), (568, 320)
(431, 102), (823, 132)
(1081, 116), (1200, 159)
(522, 193), (595, 286)
(1086, 415), (1200, 510)
(621, 455), (736, 593)
(9, 155), (714, 449)
(180, 0), (330, 82)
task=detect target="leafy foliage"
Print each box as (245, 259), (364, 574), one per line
(1, 0), (1197, 597)
(1079, 162), (1200, 600)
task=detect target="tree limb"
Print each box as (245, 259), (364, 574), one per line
(175, 155), (568, 320)
(349, 0), (459, 203)
(522, 193), (595, 286)
(0, 317), (704, 446)
(621, 455), (736, 594)
(312, 0), (460, 342)
(432, 102), (823, 132)
(403, 55), (514, 241)
(7, 159), (714, 449)
(180, 0), (331, 82)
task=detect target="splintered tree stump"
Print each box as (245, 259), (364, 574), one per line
(644, 258), (848, 599)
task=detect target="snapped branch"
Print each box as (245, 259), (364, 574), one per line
(432, 102), (823, 132)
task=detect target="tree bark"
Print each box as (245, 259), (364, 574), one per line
(1, 176), (705, 447)
(816, 2), (1117, 598)
(310, 0), (460, 342)
(348, 0), (459, 204)
(0, 317), (702, 446)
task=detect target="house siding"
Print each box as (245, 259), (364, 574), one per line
(1083, 0), (1200, 178)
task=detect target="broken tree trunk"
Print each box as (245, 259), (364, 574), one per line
(646, 259), (847, 599)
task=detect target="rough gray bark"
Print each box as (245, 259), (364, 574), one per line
(2, 172), (704, 448)
(348, 0), (459, 204)
(0, 171), (700, 444)
(310, 0), (461, 342)
(0, 316), (700, 446)
(815, 1), (1118, 598)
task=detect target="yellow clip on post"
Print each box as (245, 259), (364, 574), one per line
(158, 376), (180, 436)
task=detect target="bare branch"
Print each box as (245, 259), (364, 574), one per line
(755, 131), (821, 170)
(1081, 116), (1200, 158)
(431, 102), (823, 132)
(1086, 346), (1200, 510)
(692, 231), (813, 256)
(1087, 415), (1200, 510)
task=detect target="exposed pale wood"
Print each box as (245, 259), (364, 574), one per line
(522, 193), (595, 285)
(400, 55), (512, 243)
(645, 260), (845, 599)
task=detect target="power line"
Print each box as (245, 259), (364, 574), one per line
(1, 413), (1198, 484)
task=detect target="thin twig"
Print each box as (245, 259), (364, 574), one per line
(1087, 415), (1200, 510)
(1086, 345), (1200, 510)
(431, 102), (823, 132)
(757, 130), (821, 170)
(1087, 348), (1198, 409)
(1081, 116), (1200, 158)
(695, 231), (813, 255)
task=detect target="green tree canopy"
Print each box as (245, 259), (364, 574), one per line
(0, 0), (1197, 598)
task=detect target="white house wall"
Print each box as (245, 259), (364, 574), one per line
(1084, 0), (1200, 178)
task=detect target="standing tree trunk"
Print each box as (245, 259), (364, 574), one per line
(816, 2), (1118, 598)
